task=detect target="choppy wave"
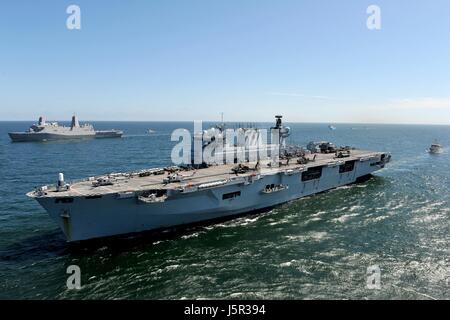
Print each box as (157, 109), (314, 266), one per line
(1, 122), (450, 299)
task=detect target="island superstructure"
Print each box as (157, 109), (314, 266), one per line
(27, 116), (391, 242)
(8, 115), (123, 142)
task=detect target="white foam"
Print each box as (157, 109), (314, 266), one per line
(332, 213), (359, 223)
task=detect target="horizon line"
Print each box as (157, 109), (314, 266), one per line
(1, 119), (450, 126)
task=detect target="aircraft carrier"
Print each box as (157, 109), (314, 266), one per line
(8, 115), (123, 142)
(27, 116), (391, 242)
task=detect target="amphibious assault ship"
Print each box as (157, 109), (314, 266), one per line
(8, 115), (123, 142)
(27, 116), (391, 242)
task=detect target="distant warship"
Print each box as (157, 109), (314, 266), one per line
(28, 115), (391, 242)
(8, 115), (123, 142)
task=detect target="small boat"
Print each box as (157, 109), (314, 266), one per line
(147, 129), (156, 134)
(428, 141), (443, 154)
(328, 125), (336, 131)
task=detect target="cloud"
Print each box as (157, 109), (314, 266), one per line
(266, 92), (336, 100)
(386, 97), (450, 109)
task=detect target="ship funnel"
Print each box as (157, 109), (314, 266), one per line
(38, 116), (45, 126)
(71, 115), (79, 128)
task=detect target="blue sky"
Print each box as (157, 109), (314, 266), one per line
(1, 0), (450, 124)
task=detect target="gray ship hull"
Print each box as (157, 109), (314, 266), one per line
(33, 157), (385, 242)
(95, 131), (123, 139)
(9, 132), (95, 142)
(9, 131), (122, 142)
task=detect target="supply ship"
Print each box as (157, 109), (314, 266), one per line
(27, 116), (390, 242)
(9, 115), (123, 142)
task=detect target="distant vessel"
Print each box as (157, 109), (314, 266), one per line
(428, 141), (443, 154)
(8, 115), (123, 142)
(328, 125), (336, 131)
(28, 115), (391, 242)
(147, 129), (156, 134)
